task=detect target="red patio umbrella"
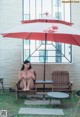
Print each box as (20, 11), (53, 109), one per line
(1, 19), (80, 46)
(1, 18), (80, 90)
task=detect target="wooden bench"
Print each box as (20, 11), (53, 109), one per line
(52, 71), (73, 92)
(35, 80), (53, 91)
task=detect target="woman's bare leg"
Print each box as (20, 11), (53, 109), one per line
(26, 78), (34, 90)
(22, 79), (27, 91)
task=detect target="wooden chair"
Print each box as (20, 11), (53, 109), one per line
(52, 71), (73, 92)
(16, 71), (36, 100)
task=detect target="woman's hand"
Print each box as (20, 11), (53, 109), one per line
(26, 72), (32, 78)
(27, 69), (35, 80)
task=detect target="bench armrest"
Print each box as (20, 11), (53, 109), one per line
(70, 81), (74, 84)
(68, 81), (73, 88)
(69, 81), (73, 85)
(15, 79), (22, 90)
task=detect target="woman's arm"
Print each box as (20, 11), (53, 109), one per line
(18, 71), (22, 80)
(29, 69), (36, 80)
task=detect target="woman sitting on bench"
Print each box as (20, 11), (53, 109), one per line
(18, 60), (35, 91)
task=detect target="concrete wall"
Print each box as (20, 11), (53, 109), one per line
(0, 1), (80, 90)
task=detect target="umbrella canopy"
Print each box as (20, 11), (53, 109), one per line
(1, 18), (80, 90)
(1, 22), (80, 46)
(21, 14), (73, 25)
(21, 19), (73, 26)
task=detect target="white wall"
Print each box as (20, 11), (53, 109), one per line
(0, 0), (22, 88)
(0, 1), (80, 90)
(70, 3), (80, 90)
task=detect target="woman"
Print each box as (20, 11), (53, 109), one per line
(19, 60), (35, 91)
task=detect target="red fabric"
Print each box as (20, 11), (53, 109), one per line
(2, 32), (80, 46)
(21, 19), (73, 26)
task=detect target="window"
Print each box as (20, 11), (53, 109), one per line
(54, 0), (61, 7)
(55, 12), (61, 19)
(24, 49), (31, 61)
(55, 43), (62, 63)
(23, 0), (72, 63)
(24, 40), (30, 45)
(39, 50), (48, 62)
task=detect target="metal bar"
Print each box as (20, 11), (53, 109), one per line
(29, 0), (30, 19)
(51, 0), (53, 16)
(41, 0), (43, 16)
(22, 0), (24, 20)
(63, 1), (65, 20)
(35, 0), (36, 19)
(27, 56), (64, 57)
(43, 33), (47, 91)
(70, 45), (72, 63)
(22, 0), (24, 62)
(27, 44), (42, 59)
(70, 0), (72, 22)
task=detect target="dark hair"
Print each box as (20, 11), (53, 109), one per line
(21, 60), (32, 70)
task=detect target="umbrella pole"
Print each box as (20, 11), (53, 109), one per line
(43, 33), (47, 91)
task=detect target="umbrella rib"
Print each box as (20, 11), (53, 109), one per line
(25, 33), (32, 40)
(70, 34), (80, 46)
(52, 43), (71, 62)
(52, 33), (71, 62)
(27, 44), (42, 59)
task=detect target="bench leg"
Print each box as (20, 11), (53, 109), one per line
(2, 82), (4, 91)
(16, 91), (19, 101)
(49, 99), (52, 105)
